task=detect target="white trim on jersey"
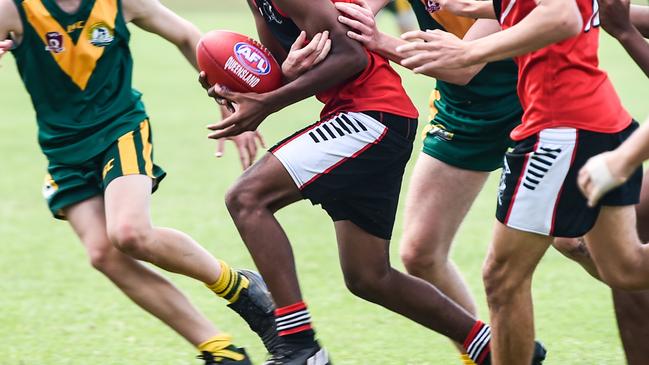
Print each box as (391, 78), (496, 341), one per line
(504, 128), (578, 236)
(272, 112), (388, 190)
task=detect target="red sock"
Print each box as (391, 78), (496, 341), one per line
(463, 320), (491, 364)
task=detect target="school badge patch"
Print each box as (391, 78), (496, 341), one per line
(88, 22), (114, 47)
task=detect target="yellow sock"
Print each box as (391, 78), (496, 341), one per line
(198, 334), (245, 361)
(460, 354), (478, 365)
(206, 260), (249, 303)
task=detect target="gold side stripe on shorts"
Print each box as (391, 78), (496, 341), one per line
(117, 131), (139, 175)
(140, 120), (154, 177)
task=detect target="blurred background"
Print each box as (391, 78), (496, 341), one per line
(1, 1), (648, 364)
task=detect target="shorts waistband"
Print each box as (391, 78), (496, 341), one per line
(538, 128), (578, 143)
(361, 111), (417, 140)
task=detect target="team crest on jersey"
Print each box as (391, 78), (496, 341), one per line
(45, 32), (65, 53)
(424, 0), (441, 12)
(88, 22), (114, 47)
(234, 42), (272, 75)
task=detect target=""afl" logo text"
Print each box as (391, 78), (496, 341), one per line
(234, 42), (271, 76)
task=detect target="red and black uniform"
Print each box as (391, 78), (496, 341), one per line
(493, 0), (642, 237)
(255, 0), (419, 239)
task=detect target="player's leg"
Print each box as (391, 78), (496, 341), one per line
(337, 221), (476, 343)
(482, 223), (552, 365)
(612, 174), (649, 365)
(400, 153), (487, 316)
(65, 197), (223, 348)
(583, 205), (649, 290)
(225, 153), (326, 361)
(102, 121), (278, 356)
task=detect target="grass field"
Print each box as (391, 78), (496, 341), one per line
(1, 2), (649, 364)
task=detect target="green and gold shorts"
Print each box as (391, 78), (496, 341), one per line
(43, 120), (166, 219)
(422, 91), (522, 172)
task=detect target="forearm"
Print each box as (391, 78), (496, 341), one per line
(630, 5), (649, 38)
(179, 36), (200, 71)
(616, 27), (649, 78)
(616, 117), (649, 175)
(466, 3), (581, 64)
(265, 42), (366, 113)
(445, 0), (496, 19)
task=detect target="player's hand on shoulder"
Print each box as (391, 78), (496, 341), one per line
(598, 0), (634, 39)
(282, 31), (332, 82)
(335, 0), (381, 50)
(578, 151), (630, 207)
(397, 30), (469, 72)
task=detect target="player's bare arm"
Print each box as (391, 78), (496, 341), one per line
(578, 117), (649, 206)
(397, 0), (582, 69)
(205, 0), (369, 139)
(122, 0), (201, 68)
(337, 0), (486, 84)
(436, 0), (496, 19)
(0, 0), (21, 58)
(599, 0), (649, 77)
(630, 4), (649, 37)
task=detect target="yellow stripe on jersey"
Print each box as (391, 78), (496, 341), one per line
(395, 0), (412, 12)
(139, 120), (154, 177)
(431, 10), (475, 38)
(117, 131), (140, 175)
(22, 0), (118, 90)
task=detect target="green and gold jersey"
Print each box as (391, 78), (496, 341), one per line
(11, 0), (147, 165)
(408, 0), (521, 122)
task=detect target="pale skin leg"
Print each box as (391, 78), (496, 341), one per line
(103, 174), (222, 285)
(552, 175), (649, 364)
(583, 206), (649, 290)
(482, 223), (552, 365)
(399, 154), (487, 347)
(65, 196), (218, 346)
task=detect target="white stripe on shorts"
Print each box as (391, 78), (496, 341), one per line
(272, 112), (388, 189)
(505, 128), (577, 236)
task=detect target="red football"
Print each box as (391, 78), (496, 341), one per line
(197, 30), (283, 93)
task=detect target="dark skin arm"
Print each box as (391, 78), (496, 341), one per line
(630, 5), (649, 38)
(203, 0), (368, 139)
(599, 0), (649, 78)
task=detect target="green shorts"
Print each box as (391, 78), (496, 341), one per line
(43, 120), (166, 219)
(422, 94), (521, 172)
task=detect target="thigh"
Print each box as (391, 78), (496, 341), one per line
(231, 152), (303, 212)
(104, 174), (153, 229)
(64, 196), (113, 253)
(584, 206), (645, 285)
(402, 153), (489, 252)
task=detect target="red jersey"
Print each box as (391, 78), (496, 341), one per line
(494, 0), (631, 141)
(252, 0), (419, 119)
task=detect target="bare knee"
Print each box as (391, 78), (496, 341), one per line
(80, 235), (121, 273)
(107, 221), (152, 256)
(553, 237), (591, 261)
(600, 265), (648, 291)
(343, 265), (391, 302)
(225, 181), (265, 221)
(483, 256), (527, 309)
(400, 238), (449, 278)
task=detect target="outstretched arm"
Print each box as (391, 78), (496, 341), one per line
(122, 0), (202, 69)
(630, 5), (649, 37)
(437, 0), (496, 19)
(600, 0), (649, 77)
(336, 0), (492, 85)
(397, 0), (582, 69)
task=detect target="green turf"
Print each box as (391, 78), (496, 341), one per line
(1, 3), (648, 364)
